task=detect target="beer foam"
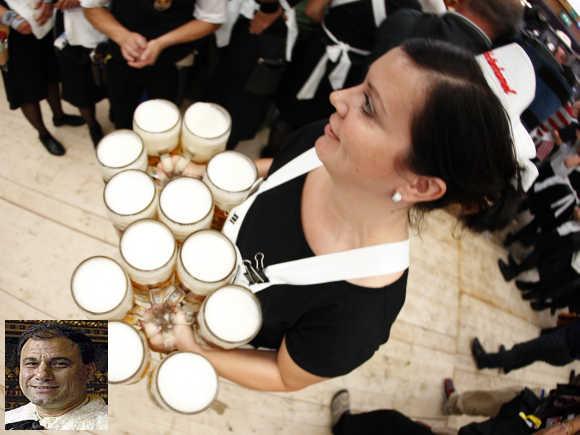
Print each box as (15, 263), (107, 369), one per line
(104, 170), (155, 216)
(108, 322), (144, 383)
(157, 352), (217, 413)
(181, 231), (236, 282)
(97, 130), (143, 168)
(121, 220), (175, 270)
(134, 99), (180, 133)
(205, 286), (261, 343)
(72, 257), (127, 313)
(207, 152), (256, 192)
(160, 178), (212, 224)
(184, 102), (229, 139)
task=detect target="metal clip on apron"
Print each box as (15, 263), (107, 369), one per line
(296, 0), (387, 100)
(215, 0), (298, 62)
(222, 148), (410, 294)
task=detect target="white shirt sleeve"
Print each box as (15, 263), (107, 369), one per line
(193, 0), (227, 24)
(80, 0), (109, 8)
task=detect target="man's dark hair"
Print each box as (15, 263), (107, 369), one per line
(17, 323), (95, 365)
(463, 0), (524, 40)
(400, 39), (522, 232)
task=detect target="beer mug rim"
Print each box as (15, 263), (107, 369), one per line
(201, 285), (263, 345)
(183, 102), (231, 140)
(96, 129), (146, 169)
(154, 351), (219, 415)
(70, 256), (130, 315)
(133, 99), (181, 134)
(108, 321), (148, 384)
(179, 229), (237, 284)
(159, 177), (214, 226)
(120, 218), (177, 272)
(206, 152), (258, 194)
(103, 169), (157, 217)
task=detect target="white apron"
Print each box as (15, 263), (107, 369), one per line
(222, 147), (410, 294)
(5, 0), (54, 39)
(295, 0), (386, 100)
(215, 0), (298, 61)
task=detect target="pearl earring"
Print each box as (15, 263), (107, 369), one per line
(391, 191), (402, 203)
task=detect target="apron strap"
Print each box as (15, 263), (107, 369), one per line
(297, 21), (371, 100)
(246, 240), (410, 293)
(260, 147), (322, 192)
(279, 0), (298, 61)
(330, 0), (359, 7)
(371, 0), (387, 27)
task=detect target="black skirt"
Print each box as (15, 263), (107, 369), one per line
(57, 44), (105, 108)
(1, 30), (60, 110)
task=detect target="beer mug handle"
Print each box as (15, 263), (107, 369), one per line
(209, 399), (227, 415)
(246, 177), (264, 200)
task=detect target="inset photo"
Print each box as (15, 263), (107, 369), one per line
(5, 320), (108, 430)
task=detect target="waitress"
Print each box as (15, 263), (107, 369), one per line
(0, 0), (85, 156)
(83, 0), (226, 129)
(147, 40), (537, 391)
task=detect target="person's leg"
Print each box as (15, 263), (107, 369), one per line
(46, 82), (85, 126)
(504, 219), (538, 247)
(78, 105), (103, 146)
(473, 330), (574, 373)
(106, 59), (142, 129)
(445, 387), (524, 417)
(20, 102), (50, 136)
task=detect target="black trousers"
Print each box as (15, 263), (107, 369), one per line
(486, 328), (575, 372)
(106, 56), (179, 129)
(332, 410), (433, 435)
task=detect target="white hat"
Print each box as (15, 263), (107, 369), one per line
(476, 43), (538, 191)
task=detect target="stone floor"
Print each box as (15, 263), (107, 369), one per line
(0, 92), (577, 434)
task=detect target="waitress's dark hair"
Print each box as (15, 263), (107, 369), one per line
(400, 39), (523, 232)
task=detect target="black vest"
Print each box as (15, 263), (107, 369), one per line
(110, 0), (196, 63)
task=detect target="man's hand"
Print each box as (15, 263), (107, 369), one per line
(249, 9), (282, 35)
(55, 0), (81, 10)
(34, 0), (54, 25)
(128, 38), (164, 69)
(119, 31), (147, 63)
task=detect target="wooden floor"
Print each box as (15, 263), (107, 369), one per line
(0, 90), (578, 435)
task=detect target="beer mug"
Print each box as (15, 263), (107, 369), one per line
(158, 177), (214, 242)
(120, 219), (177, 295)
(181, 102), (231, 164)
(203, 151), (258, 230)
(103, 169), (157, 232)
(197, 285), (262, 349)
(71, 256), (133, 320)
(149, 351), (218, 414)
(176, 230), (237, 301)
(108, 321), (150, 384)
(133, 99), (182, 166)
(96, 130), (148, 181)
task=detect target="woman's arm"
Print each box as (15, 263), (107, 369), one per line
(83, 7), (147, 62)
(144, 316), (327, 392)
(129, 19), (220, 68)
(305, 0), (330, 23)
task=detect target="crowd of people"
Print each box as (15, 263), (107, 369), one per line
(1, 0), (579, 433)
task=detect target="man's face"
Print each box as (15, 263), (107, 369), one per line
(19, 337), (92, 411)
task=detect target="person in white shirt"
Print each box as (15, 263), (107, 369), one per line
(5, 323), (107, 431)
(83, 0), (226, 129)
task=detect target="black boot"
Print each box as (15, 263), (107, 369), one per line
(471, 338), (500, 369)
(89, 123), (104, 147)
(39, 133), (66, 156)
(53, 113), (85, 127)
(516, 280), (536, 291)
(498, 256), (518, 281)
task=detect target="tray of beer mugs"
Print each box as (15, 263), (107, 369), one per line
(70, 99), (265, 415)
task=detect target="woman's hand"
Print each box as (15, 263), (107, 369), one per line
(34, 1), (54, 25)
(119, 31), (147, 63)
(141, 303), (201, 354)
(16, 19), (32, 35)
(129, 38), (164, 69)
(55, 0), (80, 10)
(534, 417), (580, 435)
(249, 9), (282, 35)
(153, 154), (206, 184)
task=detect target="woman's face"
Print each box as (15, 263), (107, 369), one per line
(315, 48), (428, 197)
